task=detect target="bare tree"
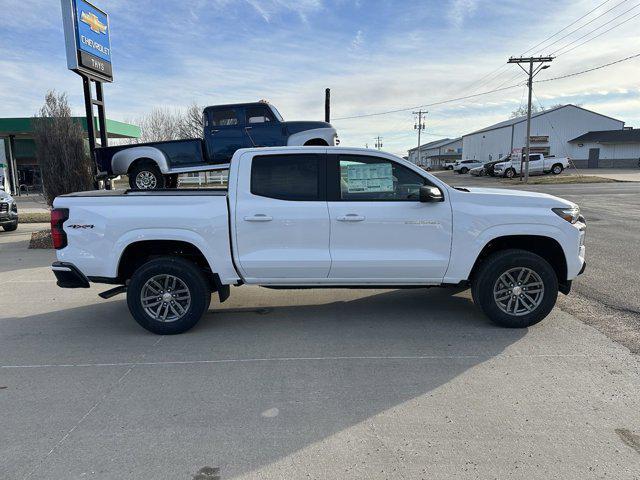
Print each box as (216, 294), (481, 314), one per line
(179, 102), (204, 139)
(127, 107), (182, 144)
(510, 104), (543, 118)
(33, 91), (94, 205)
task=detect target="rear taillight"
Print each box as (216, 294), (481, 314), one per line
(51, 208), (69, 249)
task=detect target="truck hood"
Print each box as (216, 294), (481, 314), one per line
(283, 121), (333, 134)
(454, 186), (575, 208)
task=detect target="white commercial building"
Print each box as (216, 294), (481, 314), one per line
(461, 105), (630, 167)
(407, 137), (462, 168)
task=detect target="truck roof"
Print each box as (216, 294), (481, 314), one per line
(203, 102), (271, 111)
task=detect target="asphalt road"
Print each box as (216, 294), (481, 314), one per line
(435, 170), (640, 353)
(2, 222), (640, 479)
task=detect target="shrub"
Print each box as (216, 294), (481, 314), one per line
(33, 91), (94, 205)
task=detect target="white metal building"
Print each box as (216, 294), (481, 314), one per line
(407, 137), (462, 167)
(461, 105), (626, 167)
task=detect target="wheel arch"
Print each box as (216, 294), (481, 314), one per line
(111, 146), (170, 175)
(468, 234), (568, 291)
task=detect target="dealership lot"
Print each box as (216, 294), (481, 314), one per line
(2, 179), (640, 479)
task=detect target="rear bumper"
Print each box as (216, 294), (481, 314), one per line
(51, 261), (90, 288)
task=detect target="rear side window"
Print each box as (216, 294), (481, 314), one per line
(210, 109), (239, 126)
(251, 154), (320, 201)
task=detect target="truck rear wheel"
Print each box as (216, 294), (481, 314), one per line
(471, 249), (558, 328)
(127, 257), (211, 334)
(129, 163), (165, 190)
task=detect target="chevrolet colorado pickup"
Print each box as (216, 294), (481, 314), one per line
(95, 102), (338, 189)
(51, 147), (586, 334)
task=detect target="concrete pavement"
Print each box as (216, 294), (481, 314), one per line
(1, 225), (640, 479)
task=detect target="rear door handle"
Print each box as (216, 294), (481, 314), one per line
(244, 214), (273, 222)
(337, 214), (365, 222)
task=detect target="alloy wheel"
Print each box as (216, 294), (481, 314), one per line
(140, 274), (191, 322)
(493, 267), (544, 316)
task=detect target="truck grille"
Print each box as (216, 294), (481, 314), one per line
(0, 203), (8, 213)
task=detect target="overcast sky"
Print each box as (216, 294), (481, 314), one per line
(1, 0), (639, 155)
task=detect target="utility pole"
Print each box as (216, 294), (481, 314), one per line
(324, 88), (330, 123)
(413, 110), (426, 165)
(508, 56), (553, 183)
(374, 136), (383, 150)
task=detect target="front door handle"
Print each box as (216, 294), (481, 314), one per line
(337, 214), (365, 222)
(244, 214), (273, 222)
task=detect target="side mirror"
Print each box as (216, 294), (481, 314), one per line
(419, 185), (444, 203)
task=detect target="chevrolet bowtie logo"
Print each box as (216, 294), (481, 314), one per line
(80, 11), (107, 34)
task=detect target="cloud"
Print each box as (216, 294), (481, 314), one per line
(351, 30), (364, 50)
(448, 0), (478, 28)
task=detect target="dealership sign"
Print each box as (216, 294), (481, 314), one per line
(61, 0), (113, 82)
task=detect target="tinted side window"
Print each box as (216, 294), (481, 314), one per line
(211, 109), (239, 126)
(246, 107), (275, 124)
(251, 154), (319, 201)
(336, 155), (425, 201)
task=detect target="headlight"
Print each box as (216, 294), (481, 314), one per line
(552, 206), (580, 224)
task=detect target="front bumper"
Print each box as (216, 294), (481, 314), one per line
(52, 262), (90, 288)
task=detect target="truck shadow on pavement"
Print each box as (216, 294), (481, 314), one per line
(1, 287), (528, 479)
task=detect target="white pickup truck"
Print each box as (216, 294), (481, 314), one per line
(51, 147), (586, 334)
(493, 153), (570, 178)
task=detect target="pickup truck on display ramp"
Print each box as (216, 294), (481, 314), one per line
(95, 102), (338, 189)
(493, 153), (570, 178)
(51, 147), (586, 335)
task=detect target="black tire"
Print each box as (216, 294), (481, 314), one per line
(460, 167), (469, 174)
(129, 162), (165, 190)
(471, 249), (558, 328)
(504, 168), (516, 179)
(3, 221), (18, 232)
(551, 163), (563, 175)
(127, 257), (211, 334)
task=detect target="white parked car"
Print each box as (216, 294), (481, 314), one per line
(493, 154), (570, 178)
(444, 161), (456, 170)
(453, 159), (484, 174)
(51, 147), (586, 334)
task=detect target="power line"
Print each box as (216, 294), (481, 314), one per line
(332, 82), (525, 121)
(334, 50), (639, 122)
(555, 9), (640, 56)
(522, 0), (613, 55)
(431, 1), (625, 103)
(535, 51), (640, 82)
(540, 0), (631, 53)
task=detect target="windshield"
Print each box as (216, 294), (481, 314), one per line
(269, 105), (284, 122)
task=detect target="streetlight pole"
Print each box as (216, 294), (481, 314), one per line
(508, 56), (553, 183)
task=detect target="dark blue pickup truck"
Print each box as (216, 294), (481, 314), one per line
(96, 102), (338, 189)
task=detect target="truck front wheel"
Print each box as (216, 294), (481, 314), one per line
(127, 257), (211, 334)
(471, 249), (558, 328)
(551, 164), (564, 175)
(129, 163), (165, 190)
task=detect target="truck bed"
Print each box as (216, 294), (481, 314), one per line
(95, 139), (208, 175)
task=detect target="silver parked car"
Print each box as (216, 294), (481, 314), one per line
(0, 186), (18, 231)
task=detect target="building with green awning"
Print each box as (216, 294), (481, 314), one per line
(0, 117), (140, 194)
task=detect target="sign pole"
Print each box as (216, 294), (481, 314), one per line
(61, 0), (114, 189)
